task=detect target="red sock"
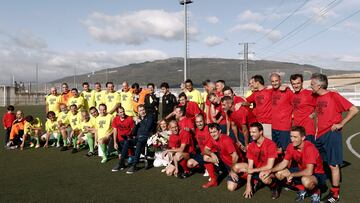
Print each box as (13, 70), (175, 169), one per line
(204, 163), (216, 180)
(179, 159), (190, 173)
(331, 186), (340, 197)
(295, 184), (305, 191)
(128, 149), (134, 156)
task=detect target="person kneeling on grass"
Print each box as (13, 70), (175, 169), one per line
(77, 110), (96, 156)
(21, 115), (42, 150)
(66, 104), (82, 153)
(203, 123), (243, 192)
(164, 120), (181, 176)
(95, 104), (114, 163)
(57, 104), (71, 150)
(43, 111), (61, 148)
(232, 122), (280, 200)
(261, 126), (325, 203)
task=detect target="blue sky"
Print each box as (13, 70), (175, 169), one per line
(0, 0), (359, 83)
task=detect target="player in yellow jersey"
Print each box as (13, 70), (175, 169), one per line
(63, 104), (82, 152)
(78, 110), (96, 156)
(118, 81), (135, 116)
(185, 79), (204, 109)
(94, 82), (105, 109)
(81, 82), (95, 111)
(95, 104), (114, 163)
(20, 115), (42, 150)
(43, 111), (61, 148)
(67, 88), (85, 111)
(46, 87), (61, 115)
(104, 82), (120, 115)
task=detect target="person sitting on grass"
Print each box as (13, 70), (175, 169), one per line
(95, 103), (114, 163)
(165, 116), (196, 179)
(164, 120), (181, 176)
(261, 126), (326, 203)
(43, 111), (61, 148)
(21, 115), (42, 150)
(78, 110), (96, 156)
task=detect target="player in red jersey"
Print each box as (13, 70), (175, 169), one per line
(166, 92), (202, 122)
(204, 123), (242, 192)
(215, 80), (225, 98)
(208, 92), (227, 128)
(174, 105), (195, 136)
(221, 96), (249, 148)
(263, 126), (326, 203)
(243, 75), (273, 139)
(310, 73), (358, 202)
(290, 74), (316, 143)
(2, 105), (16, 147)
(167, 109), (196, 179)
(111, 106), (135, 172)
(186, 114), (217, 188)
(232, 122), (279, 199)
(270, 73), (293, 152)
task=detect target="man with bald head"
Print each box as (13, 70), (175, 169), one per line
(118, 81), (135, 116)
(46, 87), (60, 115)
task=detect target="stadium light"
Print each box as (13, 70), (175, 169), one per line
(179, 0), (193, 81)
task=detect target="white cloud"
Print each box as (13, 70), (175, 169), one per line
(206, 16), (219, 24)
(204, 36), (224, 47)
(336, 55), (360, 63)
(230, 23), (282, 42)
(8, 31), (47, 49)
(0, 47), (168, 84)
(83, 10), (199, 45)
(239, 10), (264, 22)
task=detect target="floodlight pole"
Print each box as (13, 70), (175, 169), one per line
(180, 0), (193, 81)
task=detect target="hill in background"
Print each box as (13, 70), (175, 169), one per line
(51, 58), (359, 87)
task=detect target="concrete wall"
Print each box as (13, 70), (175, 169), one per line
(0, 86), (46, 106)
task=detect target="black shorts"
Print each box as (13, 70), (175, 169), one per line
(190, 153), (205, 167)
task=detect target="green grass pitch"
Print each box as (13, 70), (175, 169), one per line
(0, 105), (359, 202)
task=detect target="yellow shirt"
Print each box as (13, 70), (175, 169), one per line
(94, 90), (105, 109)
(95, 114), (114, 139)
(118, 90), (135, 116)
(57, 111), (70, 126)
(46, 94), (60, 114)
(81, 90), (95, 110)
(79, 118), (95, 134)
(104, 91), (120, 114)
(24, 118), (42, 135)
(201, 91), (208, 104)
(67, 96), (86, 111)
(67, 112), (82, 130)
(186, 88), (203, 105)
(45, 119), (58, 133)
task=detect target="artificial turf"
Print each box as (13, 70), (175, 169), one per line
(0, 105), (359, 202)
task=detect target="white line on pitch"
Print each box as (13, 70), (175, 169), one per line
(346, 132), (360, 159)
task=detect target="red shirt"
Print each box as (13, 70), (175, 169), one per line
(185, 101), (201, 121)
(315, 91), (353, 137)
(246, 138), (277, 168)
(195, 126), (214, 153)
(2, 112), (16, 128)
(168, 134), (180, 149)
(246, 88), (272, 124)
(112, 116), (134, 141)
(211, 103), (226, 125)
(285, 141), (324, 174)
(228, 107), (248, 133)
(179, 130), (195, 154)
(292, 89), (316, 135)
(178, 117), (194, 134)
(206, 134), (241, 168)
(271, 88), (293, 131)
(233, 95), (245, 104)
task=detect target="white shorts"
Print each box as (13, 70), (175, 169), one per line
(41, 132), (59, 140)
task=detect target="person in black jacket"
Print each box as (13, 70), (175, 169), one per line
(160, 82), (178, 120)
(126, 104), (155, 174)
(144, 83), (159, 128)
